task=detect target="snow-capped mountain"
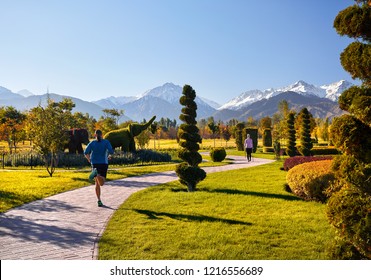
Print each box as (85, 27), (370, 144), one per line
(93, 95), (136, 108)
(0, 80), (352, 123)
(120, 83), (217, 121)
(320, 80), (354, 101)
(17, 89), (34, 97)
(220, 80), (353, 110)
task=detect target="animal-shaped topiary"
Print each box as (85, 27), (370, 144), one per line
(104, 116), (156, 152)
(64, 128), (89, 154)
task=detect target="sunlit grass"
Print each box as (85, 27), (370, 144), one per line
(98, 161), (334, 260)
(0, 152), (227, 213)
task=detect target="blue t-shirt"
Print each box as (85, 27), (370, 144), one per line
(84, 139), (114, 164)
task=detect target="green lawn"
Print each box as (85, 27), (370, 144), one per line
(0, 151), (335, 259)
(98, 160), (334, 260)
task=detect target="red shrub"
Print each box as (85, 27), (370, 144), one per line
(283, 156), (333, 171)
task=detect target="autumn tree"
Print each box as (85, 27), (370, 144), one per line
(175, 85), (206, 192)
(327, 1), (371, 259)
(26, 98), (72, 176)
(0, 106), (26, 153)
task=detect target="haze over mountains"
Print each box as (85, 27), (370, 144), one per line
(0, 80), (352, 123)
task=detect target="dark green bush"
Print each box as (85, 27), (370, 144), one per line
(210, 147), (226, 162)
(311, 147), (341, 155)
(262, 147), (274, 153)
(175, 162), (206, 190)
(326, 186), (371, 259)
(262, 129), (272, 147)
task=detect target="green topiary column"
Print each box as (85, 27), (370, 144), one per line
(298, 108), (313, 156)
(286, 112), (297, 157)
(175, 85), (206, 192)
(235, 122), (245, 151)
(262, 129), (272, 147)
(326, 1), (371, 259)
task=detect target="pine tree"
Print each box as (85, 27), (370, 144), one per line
(175, 85), (206, 192)
(327, 1), (371, 259)
(286, 112), (296, 157)
(298, 108), (313, 156)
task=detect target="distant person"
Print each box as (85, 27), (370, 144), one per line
(244, 134), (253, 162)
(84, 130), (114, 207)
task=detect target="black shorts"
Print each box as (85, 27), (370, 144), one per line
(92, 164), (108, 178)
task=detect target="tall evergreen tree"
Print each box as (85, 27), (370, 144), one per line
(175, 85), (206, 192)
(327, 1), (371, 259)
(298, 108), (313, 156)
(286, 112), (296, 157)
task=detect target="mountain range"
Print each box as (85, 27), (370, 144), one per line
(0, 80), (352, 123)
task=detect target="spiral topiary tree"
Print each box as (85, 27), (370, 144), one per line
(286, 112), (297, 157)
(298, 108), (313, 156)
(175, 85), (206, 192)
(327, 1), (371, 259)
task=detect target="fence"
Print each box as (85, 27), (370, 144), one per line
(0, 149), (173, 169)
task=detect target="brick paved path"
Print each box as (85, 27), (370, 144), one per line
(0, 156), (274, 260)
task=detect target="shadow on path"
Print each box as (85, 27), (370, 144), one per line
(0, 214), (95, 248)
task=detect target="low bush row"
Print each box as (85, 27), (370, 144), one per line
(283, 155), (334, 171)
(0, 149), (173, 168)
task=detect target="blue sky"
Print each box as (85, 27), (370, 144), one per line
(0, 0), (356, 104)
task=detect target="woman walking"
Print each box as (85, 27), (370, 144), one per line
(244, 134), (253, 162)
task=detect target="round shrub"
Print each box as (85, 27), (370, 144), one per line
(210, 147), (227, 162)
(286, 160), (335, 202)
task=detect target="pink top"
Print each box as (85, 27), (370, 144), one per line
(244, 138), (253, 149)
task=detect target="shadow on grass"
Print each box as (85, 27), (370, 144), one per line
(201, 188), (302, 201)
(133, 209), (252, 226)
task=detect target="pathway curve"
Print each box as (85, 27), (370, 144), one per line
(0, 156), (274, 260)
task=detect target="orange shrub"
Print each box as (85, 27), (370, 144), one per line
(286, 160), (335, 202)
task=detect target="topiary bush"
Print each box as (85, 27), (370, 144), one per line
(175, 85), (206, 192)
(262, 129), (272, 147)
(326, 186), (371, 259)
(311, 147), (341, 155)
(210, 147), (227, 162)
(286, 160), (335, 202)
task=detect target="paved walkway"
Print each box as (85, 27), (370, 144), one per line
(0, 156), (274, 260)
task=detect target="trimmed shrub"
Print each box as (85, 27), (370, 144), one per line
(262, 129), (272, 147)
(210, 147), (226, 162)
(283, 155), (333, 171)
(286, 112), (297, 157)
(311, 147), (341, 155)
(327, 186), (371, 259)
(286, 160), (335, 202)
(262, 147), (274, 153)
